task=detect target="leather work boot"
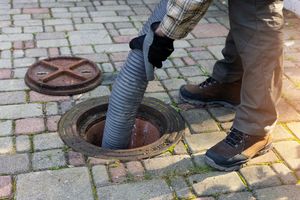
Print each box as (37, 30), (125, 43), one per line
(179, 77), (241, 107)
(205, 128), (273, 171)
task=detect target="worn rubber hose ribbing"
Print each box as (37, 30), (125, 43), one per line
(102, 0), (168, 149)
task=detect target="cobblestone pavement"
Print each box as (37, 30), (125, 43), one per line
(0, 0), (300, 199)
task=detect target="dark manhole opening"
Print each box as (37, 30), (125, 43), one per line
(25, 56), (102, 96)
(59, 96), (185, 160)
(85, 118), (161, 149)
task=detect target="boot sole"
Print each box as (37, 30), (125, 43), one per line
(204, 143), (273, 172)
(179, 92), (238, 109)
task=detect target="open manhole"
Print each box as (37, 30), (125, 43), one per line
(58, 96), (185, 160)
(25, 56), (102, 96)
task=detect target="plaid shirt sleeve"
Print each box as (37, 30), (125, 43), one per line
(160, 0), (213, 39)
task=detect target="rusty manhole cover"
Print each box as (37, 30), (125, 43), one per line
(25, 56), (102, 96)
(58, 96), (185, 161)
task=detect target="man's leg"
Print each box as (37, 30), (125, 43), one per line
(179, 30), (243, 106)
(205, 0), (284, 171)
(211, 31), (243, 83)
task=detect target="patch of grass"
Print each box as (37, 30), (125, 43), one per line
(125, 173), (135, 183)
(48, 166), (67, 171)
(187, 165), (214, 175)
(167, 145), (176, 154)
(171, 101), (181, 113)
(109, 160), (121, 168)
(62, 146), (70, 153)
(285, 55), (297, 62)
(144, 172), (153, 180)
(163, 170), (179, 180)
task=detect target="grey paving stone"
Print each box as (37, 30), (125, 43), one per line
(25, 48), (48, 57)
(32, 149), (66, 170)
(181, 109), (220, 133)
(143, 155), (194, 176)
(16, 135), (31, 153)
(0, 79), (28, 92)
(274, 141), (300, 170)
(246, 151), (279, 165)
(92, 165), (110, 187)
(0, 59), (12, 68)
(254, 185), (300, 200)
(44, 19), (72, 26)
(171, 49), (189, 57)
(218, 192), (255, 200)
(101, 63), (114, 73)
(33, 132), (64, 151)
(189, 37), (226, 47)
(170, 176), (195, 199)
(208, 107), (235, 122)
(174, 141), (188, 155)
(192, 153), (208, 167)
(0, 120), (13, 136)
(271, 163), (298, 185)
(197, 57), (215, 69)
(96, 179), (173, 200)
(80, 53), (109, 63)
(221, 122), (233, 130)
(162, 78), (186, 91)
(144, 92), (171, 104)
(207, 45), (224, 60)
(13, 68), (28, 79)
(286, 122), (300, 139)
(145, 81), (165, 93)
(68, 30), (112, 45)
(277, 99), (300, 122)
(189, 172), (246, 196)
(185, 131), (226, 153)
(16, 167), (94, 200)
(174, 40), (191, 48)
(75, 23), (105, 30)
(37, 39), (68, 48)
(190, 51), (214, 60)
(0, 33), (33, 42)
(77, 85), (111, 99)
(0, 137), (13, 154)
(272, 125), (294, 141)
(45, 102), (59, 116)
(13, 50), (24, 58)
(13, 58), (36, 68)
(178, 66), (203, 77)
(0, 42), (12, 50)
(72, 45), (94, 54)
(0, 154), (30, 174)
(166, 68), (180, 78)
(0, 103), (43, 119)
(155, 69), (169, 80)
(36, 32), (66, 40)
(239, 165), (281, 189)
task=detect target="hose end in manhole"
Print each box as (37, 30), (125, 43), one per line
(58, 96), (185, 161)
(25, 56), (102, 96)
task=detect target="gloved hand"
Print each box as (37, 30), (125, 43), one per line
(129, 22), (174, 68)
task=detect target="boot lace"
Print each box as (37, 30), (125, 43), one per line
(225, 128), (245, 148)
(199, 77), (218, 88)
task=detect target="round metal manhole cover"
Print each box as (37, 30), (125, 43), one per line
(25, 56), (102, 96)
(58, 96), (185, 161)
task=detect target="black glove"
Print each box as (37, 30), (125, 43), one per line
(129, 22), (174, 68)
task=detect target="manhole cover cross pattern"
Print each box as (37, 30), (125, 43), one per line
(25, 56), (102, 96)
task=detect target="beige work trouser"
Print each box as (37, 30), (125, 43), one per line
(212, 0), (284, 136)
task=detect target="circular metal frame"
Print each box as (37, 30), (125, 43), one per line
(58, 96), (185, 161)
(25, 56), (102, 96)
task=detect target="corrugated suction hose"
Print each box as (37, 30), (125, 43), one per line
(102, 0), (212, 149)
